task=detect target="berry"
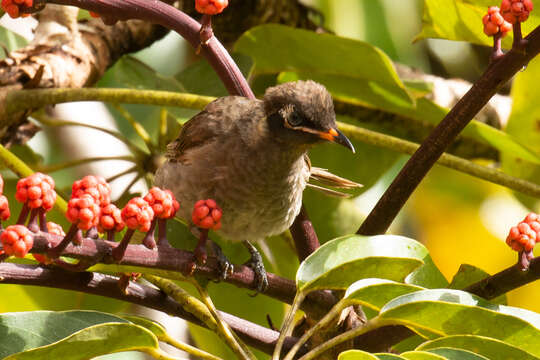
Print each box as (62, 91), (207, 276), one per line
(1, 225), (33, 258)
(72, 175), (111, 206)
(192, 199), (222, 230)
(15, 173), (57, 210)
(1, 0), (32, 18)
(98, 203), (125, 233)
(89, 11), (100, 18)
(66, 194), (100, 230)
(506, 213), (540, 252)
(121, 197), (154, 232)
(195, 0), (228, 15)
(483, 6), (512, 36)
(0, 195), (10, 221)
(143, 187), (180, 219)
(501, 0), (533, 23)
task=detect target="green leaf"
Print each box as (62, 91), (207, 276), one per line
(416, 335), (540, 360)
(405, 251), (448, 289)
(416, 0), (540, 48)
(0, 310), (128, 358)
(296, 235), (426, 292)
(118, 315), (167, 338)
(235, 24), (414, 110)
(375, 354), (408, 360)
(344, 278), (424, 311)
(425, 347), (489, 360)
(0, 27), (27, 58)
(338, 349), (380, 360)
(113, 56), (185, 92)
(448, 264), (506, 304)
(401, 351), (447, 360)
(379, 289), (540, 356)
(5, 323), (159, 360)
(175, 53), (252, 97)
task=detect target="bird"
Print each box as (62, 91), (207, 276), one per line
(154, 80), (359, 292)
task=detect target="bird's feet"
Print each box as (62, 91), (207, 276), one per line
(243, 240), (268, 294)
(210, 241), (234, 280)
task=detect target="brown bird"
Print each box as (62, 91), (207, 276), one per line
(154, 80), (358, 291)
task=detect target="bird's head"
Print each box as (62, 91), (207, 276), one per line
(263, 80), (355, 153)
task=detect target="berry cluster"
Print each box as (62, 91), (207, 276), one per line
(483, 6), (513, 36)
(195, 0), (228, 15)
(501, 0), (533, 23)
(506, 213), (540, 252)
(0, 171), (222, 265)
(192, 199), (222, 230)
(1, 225), (32, 258)
(1, 0), (32, 18)
(15, 172), (56, 211)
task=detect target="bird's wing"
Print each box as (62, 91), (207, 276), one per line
(166, 97), (247, 163)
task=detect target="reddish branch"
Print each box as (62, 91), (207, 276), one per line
(359, 25), (540, 236)
(0, 262), (304, 356)
(29, 230), (336, 317)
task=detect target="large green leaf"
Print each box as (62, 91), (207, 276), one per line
(416, 335), (540, 360)
(375, 355), (408, 360)
(338, 350), (379, 360)
(379, 289), (540, 356)
(344, 278), (424, 311)
(425, 348), (488, 360)
(5, 323), (158, 360)
(416, 0), (540, 48)
(448, 264), (506, 304)
(0, 310), (128, 358)
(235, 24), (414, 110)
(112, 56), (185, 92)
(296, 235), (426, 292)
(400, 351), (446, 360)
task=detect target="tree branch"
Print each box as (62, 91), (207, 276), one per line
(358, 25), (540, 236)
(0, 262), (304, 357)
(26, 230), (336, 317)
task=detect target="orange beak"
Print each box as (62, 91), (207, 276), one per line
(318, 128), (355, 153)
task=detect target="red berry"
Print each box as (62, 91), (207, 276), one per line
(89, 11), (100, 18)
(121, 197), (154, 232)
(143, 187), (180, 219)
(483, 6), (512, 36)
(502, 0), (533, 23)
(195, 0), (228, 15)
(1, 225), (33, 258)
(15, 173), (57, 210)
(98, 203), (125, 232)
(66, 194), (100, 230)
(192, 199), (222, 230)
(72, 175), (111, 206)
(0, 195), (10, 221)
(506, 214), (540, 252)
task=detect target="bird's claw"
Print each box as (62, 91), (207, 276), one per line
(211, 241), (234, 281)
(243, 240), (268, 294)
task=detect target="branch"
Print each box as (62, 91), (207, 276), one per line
(358, 25), (540, 236)
(0, 262), (304, 357)
(26, 230), (336, 317)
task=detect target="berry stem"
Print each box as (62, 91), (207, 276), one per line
(47, 223), (78, 259)
(199, 14), (214, 46)
(17, 204), (29, 225)
(512, 21), (528, 50)
(38, 209), (47, 232)
(194, 228), (209, 264)
(142, 219), (157, 249)
(157, 218), (169, 246)
(27, 209), (39, 233)
(519, 251), (530, 270)
(106, 230), (115, 241)
(491, 34), (504, 61)
(86, 226), (99, 239)
(112, 228), (135, 261)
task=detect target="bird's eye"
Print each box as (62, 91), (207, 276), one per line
(287, 112), (304, 127)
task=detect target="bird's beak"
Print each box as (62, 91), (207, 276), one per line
(318, 128), (355, 153)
